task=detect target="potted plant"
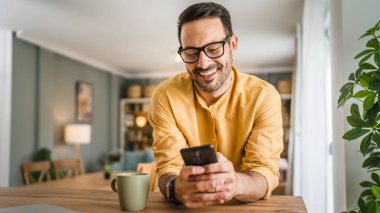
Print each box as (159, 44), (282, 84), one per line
(33, 147), (55, 180)
(103, 165), (112, 180)
(339, 20), (380, 212)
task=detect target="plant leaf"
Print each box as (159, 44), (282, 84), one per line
(376, 113), (380, 122)
(338, 83), (354, 107)
(361, 133), (373, 155)
(364, 93), (376, 111)
(366, 199), (377, 213)
(355, 67), (364, 79)
(361, 188), (374, 198)
(359, 74), (372, 88)
(366, 104), (379, 125)
(340, 82), (354, 93)
(338, 91), (349, 107)
(364, 146), (376, 156)
(369, 72), (380, 90)
(360, 52), (374, 64)
(347, 116), (368, 128)
(354, 90), (373, 98)
(367, 38), (380, 49)
(371, 185), (380, 199)
(360, 30), (373, 39)
(363, 153), (380, 168)
(351, 103), (361, 119)
(363, 156), (378, 168)
(373, 133), (380, 147)
(349, 73), (355, 81)
(343, 128), (371, 141)
(355, 49), (375, 59)
(374, 51), (380, 67)
(361, 63), (377, 70)
(358, 197), (366, 212)
(361, 181), (375, 188)
(371, 172), (380, 185)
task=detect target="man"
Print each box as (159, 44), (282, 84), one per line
(148, 2), (283, 208)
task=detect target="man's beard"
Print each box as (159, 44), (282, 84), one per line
(189, 57), (232, 93)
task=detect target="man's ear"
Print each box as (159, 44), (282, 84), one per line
(230, 34), (238, 56)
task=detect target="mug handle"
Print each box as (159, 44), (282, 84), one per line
(111, 178), (118, 193)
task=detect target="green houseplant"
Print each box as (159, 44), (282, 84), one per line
(339, 20), (380, 212)
(32, 147), (55, 181)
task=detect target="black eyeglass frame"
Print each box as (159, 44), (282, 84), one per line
(177, 35), (231, 64)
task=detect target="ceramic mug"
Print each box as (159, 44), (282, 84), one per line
(111, 172), (150, 211)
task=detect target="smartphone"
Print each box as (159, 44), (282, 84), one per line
(180, 144), (218, 166)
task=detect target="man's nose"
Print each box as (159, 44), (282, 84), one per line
(196, 51), (212, 69)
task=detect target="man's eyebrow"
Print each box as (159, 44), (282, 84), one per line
(181, 45), (197, 49)
(182, 40), (221, 50)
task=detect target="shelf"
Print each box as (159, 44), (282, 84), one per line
(120, 97), (153, 151)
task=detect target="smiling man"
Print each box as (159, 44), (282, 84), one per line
(148, 2), (283, 208)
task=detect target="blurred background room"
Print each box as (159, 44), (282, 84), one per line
(0, 0), (379, 212)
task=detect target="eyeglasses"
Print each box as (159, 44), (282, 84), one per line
(177, 35), (231, 64)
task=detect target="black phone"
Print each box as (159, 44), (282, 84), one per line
(180, 144), (218, 166)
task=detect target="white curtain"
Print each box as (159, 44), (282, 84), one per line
(292, 0), (332, 212)
(0, 28), (12, 187)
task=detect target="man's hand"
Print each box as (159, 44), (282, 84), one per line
(174, 152), (237, 208)
(170, 152), (268, 208)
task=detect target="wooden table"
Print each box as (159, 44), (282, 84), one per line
(0, 187), (306, 213)
(24, 171), (119, 190)
(2, 172), (307, 212)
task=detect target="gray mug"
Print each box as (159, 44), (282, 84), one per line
(111, 172), (150, 211)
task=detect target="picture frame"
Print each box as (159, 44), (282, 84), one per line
(76, 81), (93, 122)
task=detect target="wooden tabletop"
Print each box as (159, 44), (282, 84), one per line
(0, 187), (306, 213)
(4, 171), (307, 212)
(23, 171), (119, 190)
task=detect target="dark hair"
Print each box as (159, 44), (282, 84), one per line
(177, 2), (233, 44)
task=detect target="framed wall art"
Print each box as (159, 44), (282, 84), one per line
(76, 81), (93, 122)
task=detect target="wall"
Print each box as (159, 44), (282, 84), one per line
(342, 0), (380, 208)
(10, 37), (126, 186)
(0, 29), (12, 186)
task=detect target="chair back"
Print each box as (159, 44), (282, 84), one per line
(53, 158), (78, 179)
(76, 158), (86, 175)
(136, 161), (157, 192)
(21, 160), (52, 185)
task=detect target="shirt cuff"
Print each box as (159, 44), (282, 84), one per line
(248, 167), (279, 199)
(157, 167), (181, 182)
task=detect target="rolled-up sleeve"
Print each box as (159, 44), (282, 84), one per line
(148, 89), (187, 180)
(241, 86), (283, 199)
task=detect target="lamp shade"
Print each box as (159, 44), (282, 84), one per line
(64, 124), (91, 144)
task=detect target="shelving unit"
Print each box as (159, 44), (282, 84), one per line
(251, 69), (295, 195)
(119, 98), (153, 151)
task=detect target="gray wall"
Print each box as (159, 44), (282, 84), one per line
(342, 0), (380, 208)
(10, 37), (126, 186)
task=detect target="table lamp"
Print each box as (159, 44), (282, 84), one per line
(64, 124), (91, 158)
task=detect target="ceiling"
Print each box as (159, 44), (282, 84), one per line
(0, 0), (304, 78)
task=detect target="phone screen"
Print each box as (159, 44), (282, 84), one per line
(180, 144), (218, 166)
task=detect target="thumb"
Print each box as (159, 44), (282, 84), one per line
(216, 152), (228, 162)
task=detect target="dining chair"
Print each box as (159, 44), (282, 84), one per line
(21, 160), (52, 185)
(136, 161), (157, 192)
(53, 158), (79, 179)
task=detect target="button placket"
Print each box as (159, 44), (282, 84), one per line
(210, 113), (218, 150)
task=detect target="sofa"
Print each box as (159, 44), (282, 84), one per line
(111, 149), (155, 171)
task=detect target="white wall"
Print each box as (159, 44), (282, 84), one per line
(341, 0), (380, 209)
(0, 29), (12, 186)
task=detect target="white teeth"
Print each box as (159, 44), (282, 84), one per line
(199, 69), (217, 76)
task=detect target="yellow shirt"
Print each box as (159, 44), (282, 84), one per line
(148, 66), (283, 199)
